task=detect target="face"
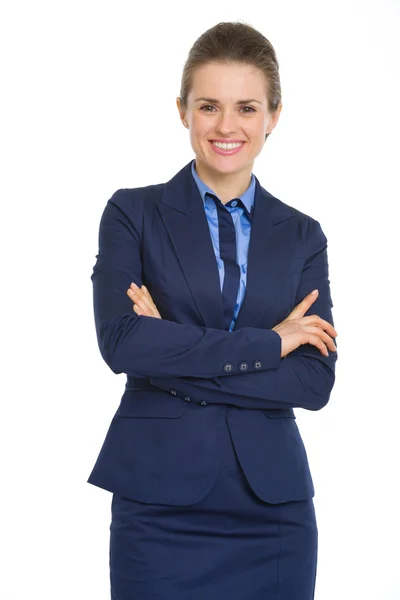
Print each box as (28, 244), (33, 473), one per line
(177, 61), (282, 178)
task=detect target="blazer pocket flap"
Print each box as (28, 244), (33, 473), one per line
(264, 409), (296, 419)
(117, 390), (185, 418)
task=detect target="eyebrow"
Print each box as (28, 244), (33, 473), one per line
(194, 97), (262, 105)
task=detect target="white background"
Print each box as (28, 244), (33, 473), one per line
(1, 0), (399, 598)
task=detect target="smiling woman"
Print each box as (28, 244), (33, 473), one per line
(89, 20), (338, 600)
(176, 59), (282, 201)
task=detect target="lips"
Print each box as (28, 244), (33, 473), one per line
(209, 140), (245, 156)
(211, 139), (246, 143)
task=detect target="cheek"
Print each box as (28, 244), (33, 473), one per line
(249, 117), (267, 140)
(189, 115), (212, 139)
(189, 128), (204, 153)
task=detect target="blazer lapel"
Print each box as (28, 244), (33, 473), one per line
(157, 162), (225, 329)
(157, 162), (297, 331)
(233, 179), (297, 330)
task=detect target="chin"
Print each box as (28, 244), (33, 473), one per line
(206, 157), (252, 176)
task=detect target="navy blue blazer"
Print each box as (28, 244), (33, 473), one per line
(88, 161), (337, 506)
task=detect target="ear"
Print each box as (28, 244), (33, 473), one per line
(265, 102), (283, 137)
(176, 97), (189, 128)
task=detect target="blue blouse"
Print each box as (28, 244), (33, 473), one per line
(191, 159), (256, 331)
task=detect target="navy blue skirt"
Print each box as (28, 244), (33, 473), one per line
(109, 409), (318, 600)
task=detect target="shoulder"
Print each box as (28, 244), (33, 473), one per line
(95, 181), (167, 241)
(261, 185), (315, 223)
(108, 181), (165, 212)
(99, 181), (166, 229)
(106, 161), (194, 214)
(261, 186), (322, 237)
(259, 184), (326, 244)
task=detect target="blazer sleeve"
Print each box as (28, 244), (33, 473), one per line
(150, 218), (337, 411)
(91, 189), (282, 379)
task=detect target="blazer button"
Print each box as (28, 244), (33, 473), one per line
(239, 362), (248, 371)
(253, 361), (262, 370)
(223, 363), (233, 372)
(170, 389), (177, 396)
(200, 401), (207, 406)
(184, 396), (191, 402)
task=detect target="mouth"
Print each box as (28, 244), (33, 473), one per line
(209, 140), (246, 156)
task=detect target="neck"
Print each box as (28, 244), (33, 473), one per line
(194, 159), (253, 204)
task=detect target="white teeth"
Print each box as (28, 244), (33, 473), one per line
(212, 141), (243, 150)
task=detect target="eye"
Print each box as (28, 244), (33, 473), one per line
(200, 105), (216, 112)
(240, 106), (256, 114)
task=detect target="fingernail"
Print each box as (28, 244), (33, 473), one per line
(142, 285), (147, 291)
(130, 282), (139, 289)
(311, 289), (318, 295)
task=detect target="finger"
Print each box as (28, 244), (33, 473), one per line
(140, 287), (158, 313)
(300, 332), (329, 356)
(133, 300), (153, 317)
(133, 300), (161, 319)
(127, 288), (139, 304)
(287, 290), (319, 320)
(141, 285), (153, 300)
(127, 288), (136, 304)
(127, 288), (154, 313)
(133, 298), (156, 317)
(130, 286), (157, 313)
(309, 335), (329, 357)
(129, 291), (160, 318)
(302, 325), (337, 353)
(300, 315), (338, 338)
(134, 285), (161, 318)
(128, 288), (148, 310)
(130, 282), (150, 296)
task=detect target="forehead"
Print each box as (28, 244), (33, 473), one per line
(189, 62), (268, 101)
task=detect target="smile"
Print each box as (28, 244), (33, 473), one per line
(210, 140), (245, 155)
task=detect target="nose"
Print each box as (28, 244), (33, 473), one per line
(215, 110), (237, 136)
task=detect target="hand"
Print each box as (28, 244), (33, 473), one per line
(126, 282), (162, 319)
(272, 290), (338, 358)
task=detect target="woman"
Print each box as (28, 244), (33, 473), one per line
(88, 22), (338, 599)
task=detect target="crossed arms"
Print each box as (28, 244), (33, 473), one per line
(92, 191), (337, 412)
